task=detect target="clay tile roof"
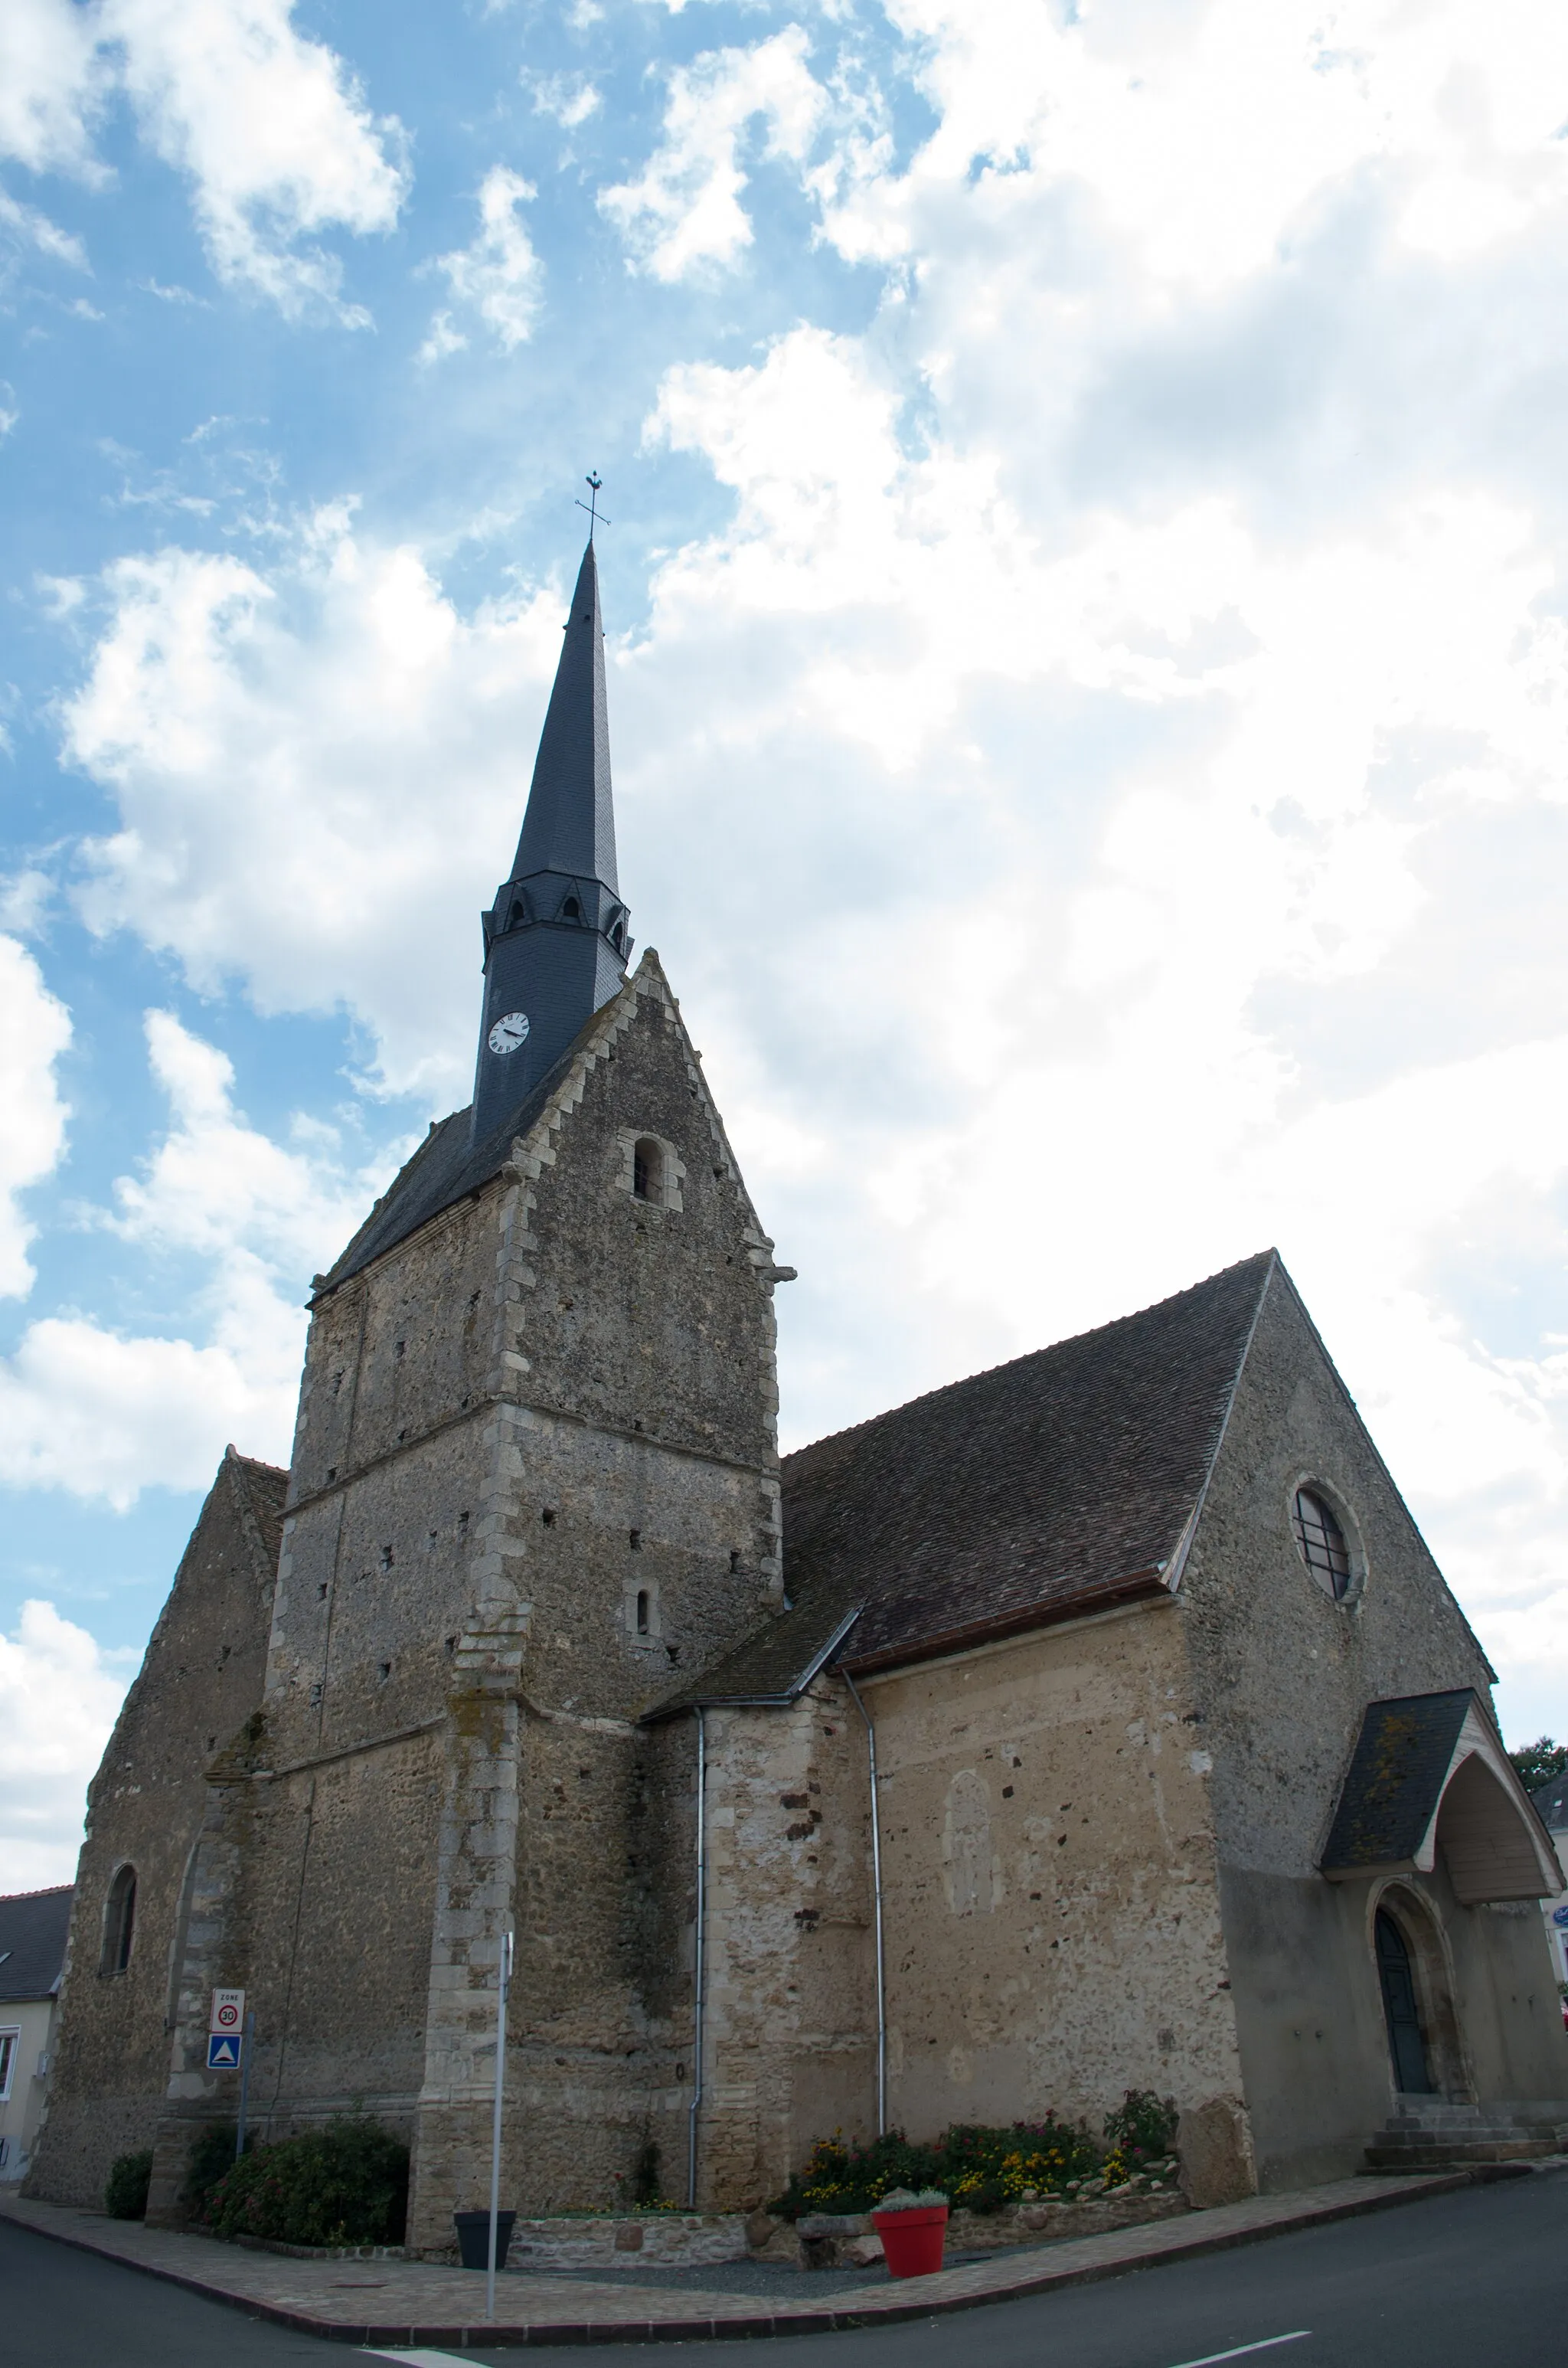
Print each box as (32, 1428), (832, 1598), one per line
(652, 1250), (1276, 1714)
(0, 1885), (74, 2001)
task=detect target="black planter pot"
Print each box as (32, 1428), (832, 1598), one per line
(453, 2209), (517, 2270)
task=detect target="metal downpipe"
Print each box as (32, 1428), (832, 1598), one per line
(687, 1706), (707, 2207)
(842, 1673), (887, 2136)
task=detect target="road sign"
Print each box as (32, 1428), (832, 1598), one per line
(1552, 1904), (1568, 1926)
(210, 1987), (245, 2034)
(207, 2033), (243, 2071)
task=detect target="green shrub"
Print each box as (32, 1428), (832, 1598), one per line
(105, 2150), (153, 2220)
(1102, 2089), (1179, 2167)
(199, 2117), (409, 2249)
(769, 2117), (1101, 2220)
(182, 2124), (246, 2220)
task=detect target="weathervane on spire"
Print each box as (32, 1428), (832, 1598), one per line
(577, 471), (610, 540)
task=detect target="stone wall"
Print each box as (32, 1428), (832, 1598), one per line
(26, 1451), (283, 2207)
(851, 1601), (1247, 2197)
(126, 954), (792, 2242)
(691, 1686), (877, 2212)
(1186, 1265), (1568, 2188)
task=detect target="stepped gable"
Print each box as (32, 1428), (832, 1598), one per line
(654, 1250), (1276, 1710)
(0, 1886), (73, 2002)
(313, 1012), (609, 1296)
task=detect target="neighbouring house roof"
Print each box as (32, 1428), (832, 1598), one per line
(1530, 1770), (1568, 1833)
(652, 1249), (1278, 1715)
(0, 1886), (73, 2003)
(1321, 1690), (1560, 1901)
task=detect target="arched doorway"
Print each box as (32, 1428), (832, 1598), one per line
(1375, 1908), (1435, 2094)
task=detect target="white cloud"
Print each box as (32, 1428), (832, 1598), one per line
(105, 0), (408, 318)
(0, 0), (106, 180)
(0, 1600), (136, 1889)
(0, 935), (70, 1301)
(64, 517), (569, 1102)
(0, 1009), (394, 1508)
(630, 303), (1568, 1732)
(0, 186), (90, 272)
(600, 27), (827, 280)
(426, 165), (542, 355)
(528, 71), (600, 131)
(0, 0), (407, 319)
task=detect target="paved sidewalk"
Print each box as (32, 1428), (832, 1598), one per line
(0, 2170), (1519, 2347)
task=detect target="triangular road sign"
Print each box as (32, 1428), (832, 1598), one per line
(207, 2033), (242, 2070)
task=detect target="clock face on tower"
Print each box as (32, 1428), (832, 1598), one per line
(488, 1011), (531, 1055)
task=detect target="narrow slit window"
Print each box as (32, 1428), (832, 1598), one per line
(102, 1866), (137, 1976)
(632, 1138), (664, 1205)
(635, 1589), (650, 1636)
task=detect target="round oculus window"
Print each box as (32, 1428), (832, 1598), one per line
(1292, 1484), (1354, 1600)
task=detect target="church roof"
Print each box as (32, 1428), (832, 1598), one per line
(0, 1884), (73, 2002)
(510, 536), (618, 892)
(653, 1249), (1278, 1712)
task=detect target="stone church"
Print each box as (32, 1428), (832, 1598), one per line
(29, 536), (1568, 2243)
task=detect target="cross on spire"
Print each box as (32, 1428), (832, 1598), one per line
(576, 471), (610, 541)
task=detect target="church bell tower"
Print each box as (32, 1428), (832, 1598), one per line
(471, 535), (632, 1143)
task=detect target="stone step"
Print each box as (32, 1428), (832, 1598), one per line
(1364, 2137), (1559, 2168)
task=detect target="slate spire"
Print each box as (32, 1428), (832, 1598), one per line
(470, 537), (632, 1142)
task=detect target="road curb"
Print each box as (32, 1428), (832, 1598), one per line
(0, 2166), (1531, 2348)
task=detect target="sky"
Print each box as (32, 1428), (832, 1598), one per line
(4, 0), (1568, 1887)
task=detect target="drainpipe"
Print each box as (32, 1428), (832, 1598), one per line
(687, 1706), (707, 2208)
(842, 1673), (886, 2136)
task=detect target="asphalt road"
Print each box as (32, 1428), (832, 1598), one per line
(5, 2170), (1566, 2368)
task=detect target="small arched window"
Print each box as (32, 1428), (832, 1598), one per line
(635, 1588), (650, 1636)
(102, 1864), (137, 1976)
(632, 1137), (664, 1205)
(562, 895), (581, 921)
(1292, 1486), (1352, 1599)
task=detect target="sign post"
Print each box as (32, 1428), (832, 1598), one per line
(486, 1931), (513, 2325)
(235, 2011), (255, 2161)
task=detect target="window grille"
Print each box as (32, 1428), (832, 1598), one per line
(1292, 1487), (1352, 1598)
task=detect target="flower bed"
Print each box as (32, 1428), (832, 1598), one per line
(769, 2090), (1181, 2224)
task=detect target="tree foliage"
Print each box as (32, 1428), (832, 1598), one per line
(1509, 1736), (1568, 1791)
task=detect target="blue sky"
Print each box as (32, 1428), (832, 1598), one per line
(5, 0), (1568, 1881)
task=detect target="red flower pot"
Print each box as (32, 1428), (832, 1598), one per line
(871, 2203), (949, 2278)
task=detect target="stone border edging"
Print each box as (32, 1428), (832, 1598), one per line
(0, 2167), (1532, 2349)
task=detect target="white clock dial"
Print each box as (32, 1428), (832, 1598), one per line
(488, 1011), (531, 1055)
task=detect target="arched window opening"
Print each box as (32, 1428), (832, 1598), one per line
(562, 895), (582, 921)
(102, 1865), (137, 1976)
(635, 1588), (650, 1636)
(508, 900), (526, 931)
(1292, 1486), (1352, 1598)
(632, 1137), (664, 1205)
(610, 921), (623, 950)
